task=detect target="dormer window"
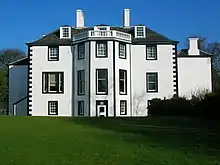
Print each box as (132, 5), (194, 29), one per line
(60, 27), (71, 39)
(135, 26), (145, 38)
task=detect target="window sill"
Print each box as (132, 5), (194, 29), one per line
(96, 92), (108, 95)
(42, 91), (64, 94)
(147, 90), (158, 93)
(96, 55), (108, 58)
(119, 92), (127, 95)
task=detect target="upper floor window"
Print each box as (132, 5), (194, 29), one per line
(119, 69), (127, 95)
(135, 26), (145, 38)
(78, 43), (85, 59)
(146, 72), (158, 92)
(60, 27), (71, 39)
(77, 70), (85, 95)
(48, 46), (59, 61)
(96, 69), (108, 95)
(48, 101), (58, 115)
(42, 72), (64, 94)
(146, 45), (157, 60)
(119, 42), (126, 59)
(96, 41), (107, 58)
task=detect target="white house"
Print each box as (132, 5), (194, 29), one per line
(8, 9), (212, 117)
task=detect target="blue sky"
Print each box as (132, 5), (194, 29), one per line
(0, 0), (219, 52)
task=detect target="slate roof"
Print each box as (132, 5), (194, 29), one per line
(26, 26), (178, 46)
(9, 57), (29, 65)
(178, 49), (212, 58)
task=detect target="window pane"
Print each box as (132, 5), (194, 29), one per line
(120, 80), (125, 92)
(119, 71), (124, 79)
(98, 70), (107, 79)
(148, 74), (156, 82)
(148, 83), (156, 90)
(98, 80), (107, 92)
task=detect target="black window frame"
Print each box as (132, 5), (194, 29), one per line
(146, 45), (157, 60)
(119, 42), (126, 59)
(77, 70), (85, 95)
(62, 27), (70, 38)
(78, 101), (84, 116)
(120, 100), (127, 115)
(119, 69), (127, 95)
(42, 72), (64, 94)
(78, 42), (85, 59)
(96, 41), (108, 58)
(48, 101), (58, 115)
(48, 46), (59, 61)
(96, 69), (108, 95)
(135, 26), (145, 37)
(146, 72), (158, 93)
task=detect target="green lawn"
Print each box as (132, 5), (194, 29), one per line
(0, 116), (220, 165)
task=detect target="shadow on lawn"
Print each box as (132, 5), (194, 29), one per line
(64, 117), (220, 155)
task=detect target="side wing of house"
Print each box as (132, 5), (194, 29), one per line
(177, 38), (212, 98)
(8, 57), (28, 116)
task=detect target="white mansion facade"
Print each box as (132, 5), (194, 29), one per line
(8, 9), (212, 116)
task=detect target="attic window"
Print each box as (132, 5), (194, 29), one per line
(60, 27), (71, 39)
(135, 26), (145, 38)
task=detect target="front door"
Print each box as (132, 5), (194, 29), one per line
(96, 100), (108, 117)
(97, 105), (106, 117)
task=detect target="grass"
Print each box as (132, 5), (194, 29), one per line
(0, 116), (220, 165)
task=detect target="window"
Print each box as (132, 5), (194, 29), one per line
(146, 73), (158, 92)
(77, 70), (85, 95)
(119, 43), (126, 59)
(78, 101), (84, 116)
(146, 45), (157, 60)
(48, 101), (58, 115)
(120, 100), (127, 115)
(42, 72), (64, 94)
(135, 26), (145, 38)
(48, 46), (59, 61)
(62, 27), (70, 38)
(119, 70), (127, 95)
(96, 41), (107, 57)
(96, 69), (108, 94)
(78, 43), (85, 59)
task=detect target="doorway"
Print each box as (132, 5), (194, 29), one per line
(96, 100), (108, 117)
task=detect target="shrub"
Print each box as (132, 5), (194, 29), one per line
(148, 92), (220, 119)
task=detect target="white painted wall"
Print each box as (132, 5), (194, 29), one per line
(31, 46), (73, 116)
(8, 65), (28, 116)
(178, 57), (212, 98)
(73, 42), (90, 116)
(115, 42), (131, 116)
(90, 41), (114, 117)
(131, 44), (175, 116)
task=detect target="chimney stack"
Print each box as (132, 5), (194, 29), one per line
(188, 37), (200, 55)
(76, 9), (84, 29)
(123, 9), (130, 28)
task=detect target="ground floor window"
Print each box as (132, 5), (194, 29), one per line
(78, 101), (84, 116)
(48, 101), (58, 115)
(120, 100), (127, 115)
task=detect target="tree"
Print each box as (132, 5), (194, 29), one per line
(0, 48), (26, 103)
(0, 48), (26, 68)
